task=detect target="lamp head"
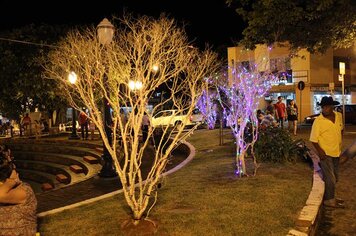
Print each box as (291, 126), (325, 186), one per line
(97, 18), (115, 45)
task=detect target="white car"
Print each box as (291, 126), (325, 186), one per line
(151, 110), (194, 128)
(190, 108), (204, 124)
(59, 121), (80, 132)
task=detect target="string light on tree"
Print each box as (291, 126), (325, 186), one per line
(217, 64), (277, 177)
(196, 89), (217, 129)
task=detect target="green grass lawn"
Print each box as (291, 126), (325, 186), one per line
(38, 129), (313, 236)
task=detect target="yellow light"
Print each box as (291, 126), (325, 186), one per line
(68, 71), (77, 84)
(339, 62), (345, 75)
(135, 81), (143, 90)
(152, 65), (159, 72)
(128, 80), (135, 90)
(128, 80), (143, 91)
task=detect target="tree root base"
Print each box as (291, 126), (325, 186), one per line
(121, 218), (158, 236)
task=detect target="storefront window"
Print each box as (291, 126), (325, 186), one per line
(313, 94), (352, 114)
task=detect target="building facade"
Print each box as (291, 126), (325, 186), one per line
(227, 43), (356, 122)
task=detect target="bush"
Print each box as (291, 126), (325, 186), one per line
(254, 127), (297, 163)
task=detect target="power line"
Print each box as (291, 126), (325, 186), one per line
(0, 37), (59, 48)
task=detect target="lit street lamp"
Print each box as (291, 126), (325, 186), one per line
(97, 18), (117, 177)
(128, 80), (143, 91)
(68, 71), (80, 140)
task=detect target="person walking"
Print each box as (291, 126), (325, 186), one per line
(21, 113), (31, 136)
(142, 112), (150, 143)
(309, 96), (344, 208)
(89, 120), (96, 140)
(287, 99), (298, 135)
(274, 96), (287, 129)
(78, 110), (89, 140)
(34, 120), (43, 139)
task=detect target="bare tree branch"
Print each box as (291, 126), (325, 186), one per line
(44, 14), (220, 223)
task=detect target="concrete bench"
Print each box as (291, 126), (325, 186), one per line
(41, 183), (54, 191)
(56, 174), (70, 184)
(70, 165), (84, 174)
(83, 156), (99, 164)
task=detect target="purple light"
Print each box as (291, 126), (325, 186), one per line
(218, 65), (277, 175)
(197, 90), (217, 129)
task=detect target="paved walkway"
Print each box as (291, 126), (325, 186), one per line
(296, 125), (356, 236)
(35, 142), (188, 213)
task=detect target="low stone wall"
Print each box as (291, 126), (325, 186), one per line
(287, 159), (324, 235)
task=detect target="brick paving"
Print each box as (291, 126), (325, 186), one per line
(36, 146), (187, 213)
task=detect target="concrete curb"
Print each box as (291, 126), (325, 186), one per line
(287, 155), (324, 236)
(37, 140), (196, 218)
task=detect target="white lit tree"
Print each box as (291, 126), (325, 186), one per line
(44, 15), (220, 225)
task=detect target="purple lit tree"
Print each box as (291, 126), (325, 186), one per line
(196, 89), (217, 129)
(217, 64), (276, 176)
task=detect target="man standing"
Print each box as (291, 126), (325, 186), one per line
(310, 96), (344, 208)
(21, 113), (31, 136)
(274, 96), (287, 129)
(78, 110), (89, 140)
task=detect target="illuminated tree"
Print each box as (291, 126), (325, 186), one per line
(217, 64), (276, 176)
(196, 88), (218, 129)
(44, 15), (220, 225)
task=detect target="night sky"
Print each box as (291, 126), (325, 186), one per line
(0, 0), (244, 50)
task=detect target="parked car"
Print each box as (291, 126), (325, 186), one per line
(304, 114), (319, 124)
(304, 104), (356, 125)
(190, 108), (205, 125)
(151, 109), (195, 128)
(59, 120), (80, 132)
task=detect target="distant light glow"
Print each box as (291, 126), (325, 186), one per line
(68, 71), (77, 84)
(152, 65), (159, 72)
(129, 80), (143, 91)
(339, 62), (345, 75)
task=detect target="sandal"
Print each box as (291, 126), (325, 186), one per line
(336, 198), (345, 204)
(324, 201), (345, 209)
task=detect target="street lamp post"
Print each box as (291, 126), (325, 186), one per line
(97, 18), (117, 177)
(68, 71), (80, 140)
(339, 62), (346, 133)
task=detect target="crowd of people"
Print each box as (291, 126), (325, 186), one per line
(257, 96), (299, 135)
(20, 113), (48, 137)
